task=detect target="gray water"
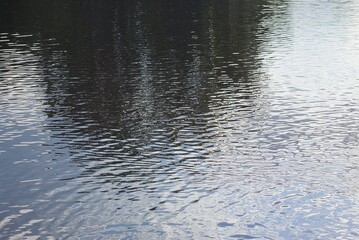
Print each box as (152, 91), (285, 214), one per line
(1, 0), (359, 239)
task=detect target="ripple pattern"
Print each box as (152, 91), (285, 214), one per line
(1, 0), (359, 239)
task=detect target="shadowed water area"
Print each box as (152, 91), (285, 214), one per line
(1, 0), (359, 239)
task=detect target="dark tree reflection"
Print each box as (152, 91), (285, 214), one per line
(0, 0), (288, 188)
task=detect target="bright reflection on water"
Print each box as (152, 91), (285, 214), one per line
(1, 0), (359, 239)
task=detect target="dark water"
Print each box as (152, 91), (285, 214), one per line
(1, 0), (359, 239)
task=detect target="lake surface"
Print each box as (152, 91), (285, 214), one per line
(1, 0), (359, 239)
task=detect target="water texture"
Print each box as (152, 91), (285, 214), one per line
(1, 0), (359, 239)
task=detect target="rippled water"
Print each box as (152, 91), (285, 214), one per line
(1, 0), (359, 239)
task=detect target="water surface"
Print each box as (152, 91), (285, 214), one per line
(1, 0), (359, 239)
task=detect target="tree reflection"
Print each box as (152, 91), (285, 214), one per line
(1, 0), (289, 189)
